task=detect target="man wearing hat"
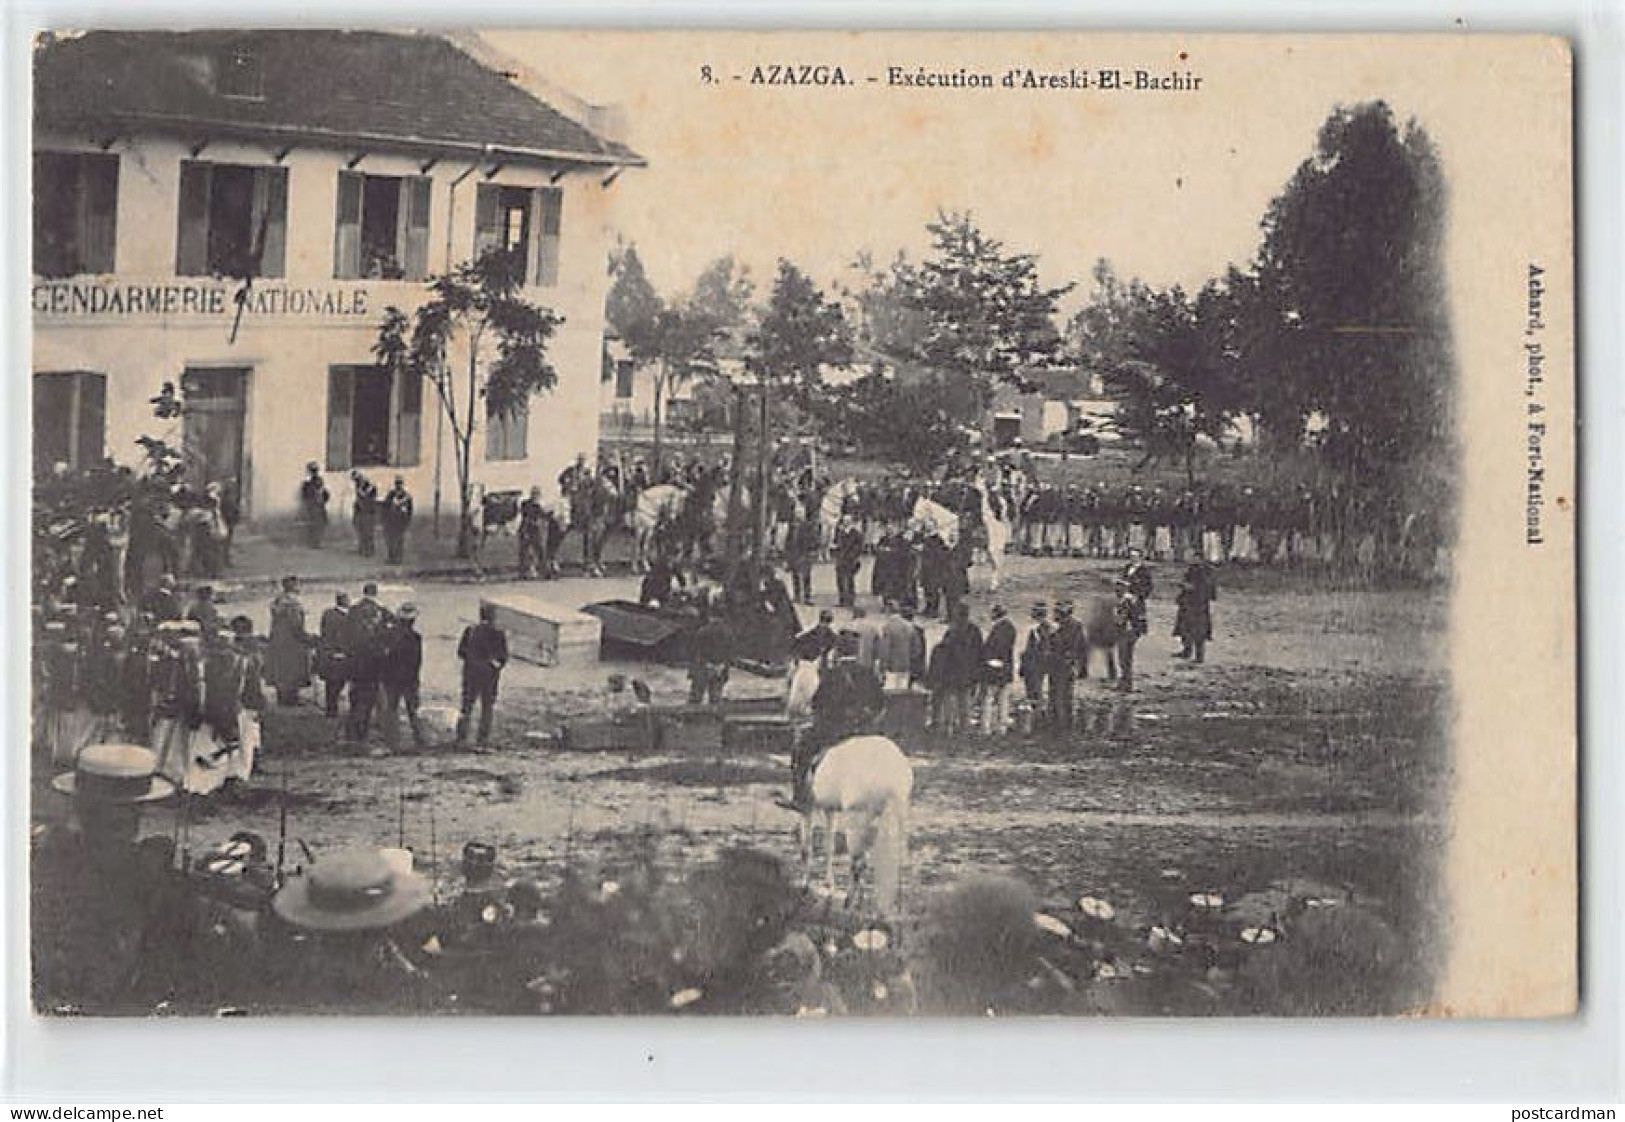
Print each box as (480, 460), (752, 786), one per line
(980, 604), (1017, 737)
(456, 603), (510, 749)
(300, 462), (330, 549)
(35, 743), (189, 1011)
(1112, 576), (1149, 690)
(380, 603), (426, 753)
(786, 608), (837, 716)
(1047, 600), (1084, 732)
(344, 582), (391, 743)
(832, 516), (864, 609)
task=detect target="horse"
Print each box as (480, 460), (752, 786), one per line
(628, 483), (688, 572)
(970, 475), (1011, 593)
(796, 735), (913, 914)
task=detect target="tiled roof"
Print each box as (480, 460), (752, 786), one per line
(34, 30), (642, 166)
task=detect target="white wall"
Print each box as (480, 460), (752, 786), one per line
(32, 128), (622, 521)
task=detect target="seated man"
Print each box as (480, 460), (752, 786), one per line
(783, 646), (884, 811)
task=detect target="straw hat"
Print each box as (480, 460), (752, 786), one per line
(272, 847), (432, 933)
(51, 743), (175, 803)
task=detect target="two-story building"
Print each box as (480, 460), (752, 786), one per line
(32, 30), (641, 525)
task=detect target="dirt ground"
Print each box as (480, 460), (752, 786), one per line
(33, 552), (1451, 1015)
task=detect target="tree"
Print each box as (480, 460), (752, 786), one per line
(1255, 101), (1453, 489)
(623, 304), (721, 475)
(895, 212), (1072, 425)
(605, 240), (660, 339)
(687, 255), (756, 349)
(374, 248), (563, 557)
(743, 260), (853, 557)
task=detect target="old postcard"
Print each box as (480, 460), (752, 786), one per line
(26, 30), (1574, 1018)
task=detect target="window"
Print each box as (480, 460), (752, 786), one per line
(216, 47), (265, 99)
(33, 152), (118, 277)
(486, 399), (529, 461)
(176, 161), (288, 278)
(334, 172), (431, 280)
(614, 359), (636, 400)
(325, 364), (422, 470)
(33, 371), (106, 476)
(474, 183), (563, 287)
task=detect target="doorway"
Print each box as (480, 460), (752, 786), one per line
(182, 365), (250, 512)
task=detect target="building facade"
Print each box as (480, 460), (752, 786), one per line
(32, 30), (641, 526)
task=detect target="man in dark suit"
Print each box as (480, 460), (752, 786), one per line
(980, 604), (1017, 737)
(456, 603), (509, 749)
(344, 582), (390, 743)
(380, 603), (425, 753)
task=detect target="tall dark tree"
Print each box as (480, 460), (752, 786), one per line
(1256, 101), (1453, 488)
(605, 240), (660, 339)
(624, 304), (721, 474)
(374, 248), (562, 556)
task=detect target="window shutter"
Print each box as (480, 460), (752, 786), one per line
(326, 366), (354, 470)
(333, 171), (362, 278)
(402, 176), (432, 280)
(394, 367), (422, 466)
(76, 373), (107, 467)
(176, 161), (211, 276)
(254, 166), (288, 278)
(83, 155), (118, 274)
(473, 183), (501, 260)
(533, 187), (562, 287)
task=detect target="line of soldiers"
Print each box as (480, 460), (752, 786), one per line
(1013, 480), (1446, 576)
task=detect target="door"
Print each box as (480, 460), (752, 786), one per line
(182, 366), (249, 510)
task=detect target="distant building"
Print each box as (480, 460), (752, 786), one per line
(989, 368), (1118, 450)
(32, 30), (641, 523)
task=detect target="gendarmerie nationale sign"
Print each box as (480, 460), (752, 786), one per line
(32, 279), (372, 320)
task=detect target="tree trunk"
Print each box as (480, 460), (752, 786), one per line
(651, 363), (666, 477)
(724, 383), (749, 590)
(456, 333), (480, 558)
(754, 380), (771, 564)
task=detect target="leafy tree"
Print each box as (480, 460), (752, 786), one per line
(687, 255), (757, 351)
(624, 304), (722, 474)
(806, 368), (968, 473)
(606, 240), (660, 339)
(895, 212), (1072, 425)
(1255, 101), (1453, 488)
(743, 260), (853, 552)
(374, 248), (563, 557)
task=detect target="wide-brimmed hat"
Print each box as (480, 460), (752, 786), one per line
(52, 743), (175, 803)
(272, 847), (432, 933)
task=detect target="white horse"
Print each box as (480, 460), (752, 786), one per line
(797, 735), (913, 914)
(628, 483), (687, 572)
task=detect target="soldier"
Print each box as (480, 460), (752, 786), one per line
(316, 592), (351, 719)
(149, 620), (204, 786)
(141, 571), (183, 623)
(350, 470), (379, 558)
(265, 575), (313, 707)
(456, 603), (509, 749)
(918, 531), (949, 618)
(381, 476), (415, 565)
(299, 462), (329, 549)
(380, 603), (426, 754)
